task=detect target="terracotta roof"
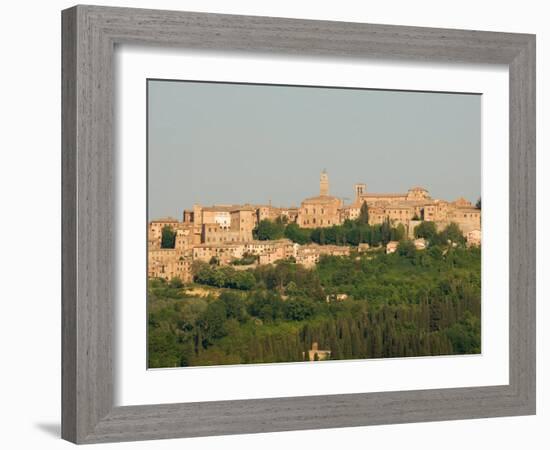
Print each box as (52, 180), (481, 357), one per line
(202, 205), (256, 213)
(360, 193), (407, 198)
(452, 197), (473, 205)
(301, 195), (341, 204)
(150, 217), (179, 223)
(452, 207), (480, 213)
(202, 205), (235, 212)
(409, 186), (428, 191)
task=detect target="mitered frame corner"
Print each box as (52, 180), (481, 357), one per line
(62, 5), (536, 444)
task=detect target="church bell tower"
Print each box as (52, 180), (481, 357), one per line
(354, 183), (366, 202)
(320, 170), (329, 196)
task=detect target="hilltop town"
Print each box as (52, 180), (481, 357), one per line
(148, 170), (481, 283)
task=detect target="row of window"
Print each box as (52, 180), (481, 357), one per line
(206, 236), (238, 242)
(305, 208), (326, 214)
(303, 218), (332, 225)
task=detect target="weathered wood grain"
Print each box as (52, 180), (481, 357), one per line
(61, 5), (536, 444)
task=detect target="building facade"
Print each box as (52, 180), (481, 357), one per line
(297, 170), (343, 228)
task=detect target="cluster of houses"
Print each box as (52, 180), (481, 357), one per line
(148, 171), (481, 282)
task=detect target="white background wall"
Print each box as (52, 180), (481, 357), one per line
(0, 1), (546, 448)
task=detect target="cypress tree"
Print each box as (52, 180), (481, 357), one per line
(358, 201), (369, 225)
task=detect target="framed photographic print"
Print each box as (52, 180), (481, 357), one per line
(62, 5), (536, 444)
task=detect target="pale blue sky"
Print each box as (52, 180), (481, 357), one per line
(148, 80), (480, 220)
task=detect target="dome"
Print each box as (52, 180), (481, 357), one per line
(408, 186), (428, 192)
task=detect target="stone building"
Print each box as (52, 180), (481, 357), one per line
(347, 180), (480, 237)
(148, 170), (481, 283)
(148, 226), (194, 282)
(148, 248), (193, 282)
(244, 239), (297, 258)
(385, 239), (427, 253)
(304, 342), (331, 361)
(201, 224), (241, 244)
(297, 170), (343, 228)
(296, 243), (351, 268)
(148, 217), (180, 249)
(192, 243), (246, 265)
(191, 239), (297, 267)
(198, 206), (256, 244)
(256, 204), (299, 225)
(446, 206), (481, 234)
(340, 204), (361, 222)
(413, 238), (427, 250)
(258, 243), (293, 265)
(174, 228), (194, 251)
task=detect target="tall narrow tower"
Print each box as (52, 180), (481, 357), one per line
(354, 183), (366, 202)
(320, 170), (329, 196)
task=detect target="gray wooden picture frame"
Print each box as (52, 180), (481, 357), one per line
(61, 4), (536, 444)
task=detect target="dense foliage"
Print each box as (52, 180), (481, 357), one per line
(254, 218), (286, 240)
(148, 243), (481, 368)
(254, 217), (408, 247)
(414, 221), (465, 246)
(231, 253), (259, 266)
(193, 262), (256, 290)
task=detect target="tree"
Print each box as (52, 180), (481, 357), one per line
(441, 222), (466, 245)
(391, 223), (406, 241)
(210, 268), (227, 287)
(149, 226), (482, 366)
(358, 201), (369, 225)
(475, 197), (481, 209)
(168, 277), (183, 289)
(199, 301), (228, 343)
(319, 229), (326, 245)
(414, 221), (438, 241)
(397, 239), (416, 258)
(254, 219), (285, 240)
(220, 291), (248, 323)
(284, 223), (311, 244)
(232, 271), (255, 290)
(161, 225), (176, 248)
(380, 217), (392, 245)
(284, 299), (315, 321)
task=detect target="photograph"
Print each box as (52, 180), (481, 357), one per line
(1, 1), (541, 447)
(147, 79), (482, 368)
